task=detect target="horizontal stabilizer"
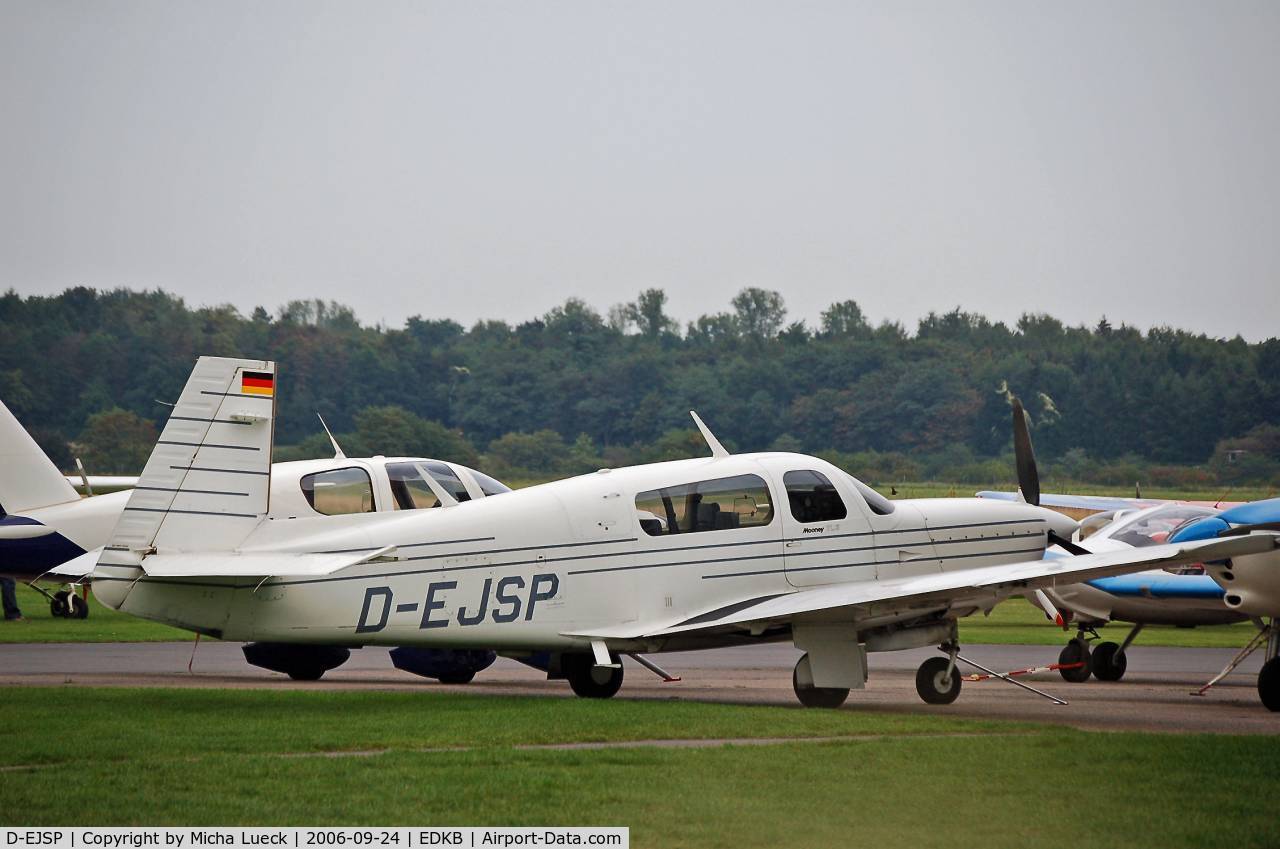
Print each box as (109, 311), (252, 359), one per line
(39, 547), (103, 580)
(139, 545), (397, 579)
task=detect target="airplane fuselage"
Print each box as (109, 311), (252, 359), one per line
(93, 452), (1067, 655)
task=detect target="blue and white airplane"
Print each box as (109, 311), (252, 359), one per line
(979, 403), (1280, 709)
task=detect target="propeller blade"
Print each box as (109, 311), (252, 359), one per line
(1011, 397), (1040, 507)
(1048, 530), (1092, 557)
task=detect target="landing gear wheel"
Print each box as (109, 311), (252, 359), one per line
(1058, 640), (1092, 683)
(1259, 657), (1280, 712)
(286, 666), (326, 681)
(69, 593), (89, 619)
(791, 655), (849, 709)
(437, 670), (476, 685)
(1090, 641), (1126, 682)
(563, 653), (624, 699)
(50, 590), (70, 618)
(915, 656), (962, 705)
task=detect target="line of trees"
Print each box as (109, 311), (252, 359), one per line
(2, 287), (1278, 487)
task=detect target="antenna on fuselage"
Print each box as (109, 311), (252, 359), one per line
(316, 413), (346, 460)
(690, 411), (730, 459)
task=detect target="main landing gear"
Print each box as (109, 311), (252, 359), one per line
(242, 643), (352, 681)
(29, 582), (89, 619)
(792, 653), (850, 709)
(1058, 622), (1144, 683)
(923, 635), (1069, 706)
(563, 651), (625, 699)
(1194, 617), (1280, 712)
(50, 589), (88, 619)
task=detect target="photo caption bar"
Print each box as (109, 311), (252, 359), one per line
(2, 829), (627, 849)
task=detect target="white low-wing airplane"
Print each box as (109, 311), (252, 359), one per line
(87, 357), (1277, 707)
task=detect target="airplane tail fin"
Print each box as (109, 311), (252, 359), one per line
(0, 399), (80, 514)
(104, 356), (276, 555)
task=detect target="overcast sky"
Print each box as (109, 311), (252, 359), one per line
(2, 1), (1277, 340)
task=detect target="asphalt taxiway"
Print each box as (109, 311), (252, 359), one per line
(2, 641), (1275, 734)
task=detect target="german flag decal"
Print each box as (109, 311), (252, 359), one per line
(242, 370), (274, 397)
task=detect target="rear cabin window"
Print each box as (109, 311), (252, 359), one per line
(300, 467), (375, 516)
(635, 474), (773, 536)
(784, 470), (848, 523)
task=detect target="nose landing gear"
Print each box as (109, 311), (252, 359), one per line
(1057, 627), (1096, 682)
(916, 654), (962, 705)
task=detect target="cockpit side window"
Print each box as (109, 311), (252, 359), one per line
(386, 462), (442, 510)
(635, 474), (773, 537)
(784, 470), (847, 522)
(422, 461), (472, 504)
(1110, 505), (1216, 548)
(300, 467), (376, 516)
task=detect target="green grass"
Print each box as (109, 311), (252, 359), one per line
(1, 688), (1277, 848)
(0, 582), (188, 642)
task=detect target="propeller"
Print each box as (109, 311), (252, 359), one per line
(1011, 397), (1040, 508)
(1012, 396), (1090, 555)
(1048, 531), (1093, 556)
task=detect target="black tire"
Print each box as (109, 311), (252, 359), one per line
(1259, 657), (1280, 712)
(1091, 641), (1127, 682)
(69, 594), (89, 619)
(50, 591), (70, 618)
(791, 657), (849, 709)
(1058, 640), (1092, 683)
(563, 653), (624, 699)
(915, 656), (962, 705)
(286, 667), (326, 681)
(437, 670), (477, 685)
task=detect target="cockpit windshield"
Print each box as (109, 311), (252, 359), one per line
(845, 474), (896, 516)
(1107, 504), (1217, 548)
(386, 460), (474, 510)
(468, 469), (512, 497)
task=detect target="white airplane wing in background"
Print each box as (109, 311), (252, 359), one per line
(568, 533), (1276, 641)
(65, 475), (140, 494)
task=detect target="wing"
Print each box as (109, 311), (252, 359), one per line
(568, 533), (1275, 641)
(65, 475), (140, 494)
(975, 490), (1165, 513)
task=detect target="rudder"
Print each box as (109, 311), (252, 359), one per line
(106, 356), (276, 554)
(0, 399), (80, 514)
